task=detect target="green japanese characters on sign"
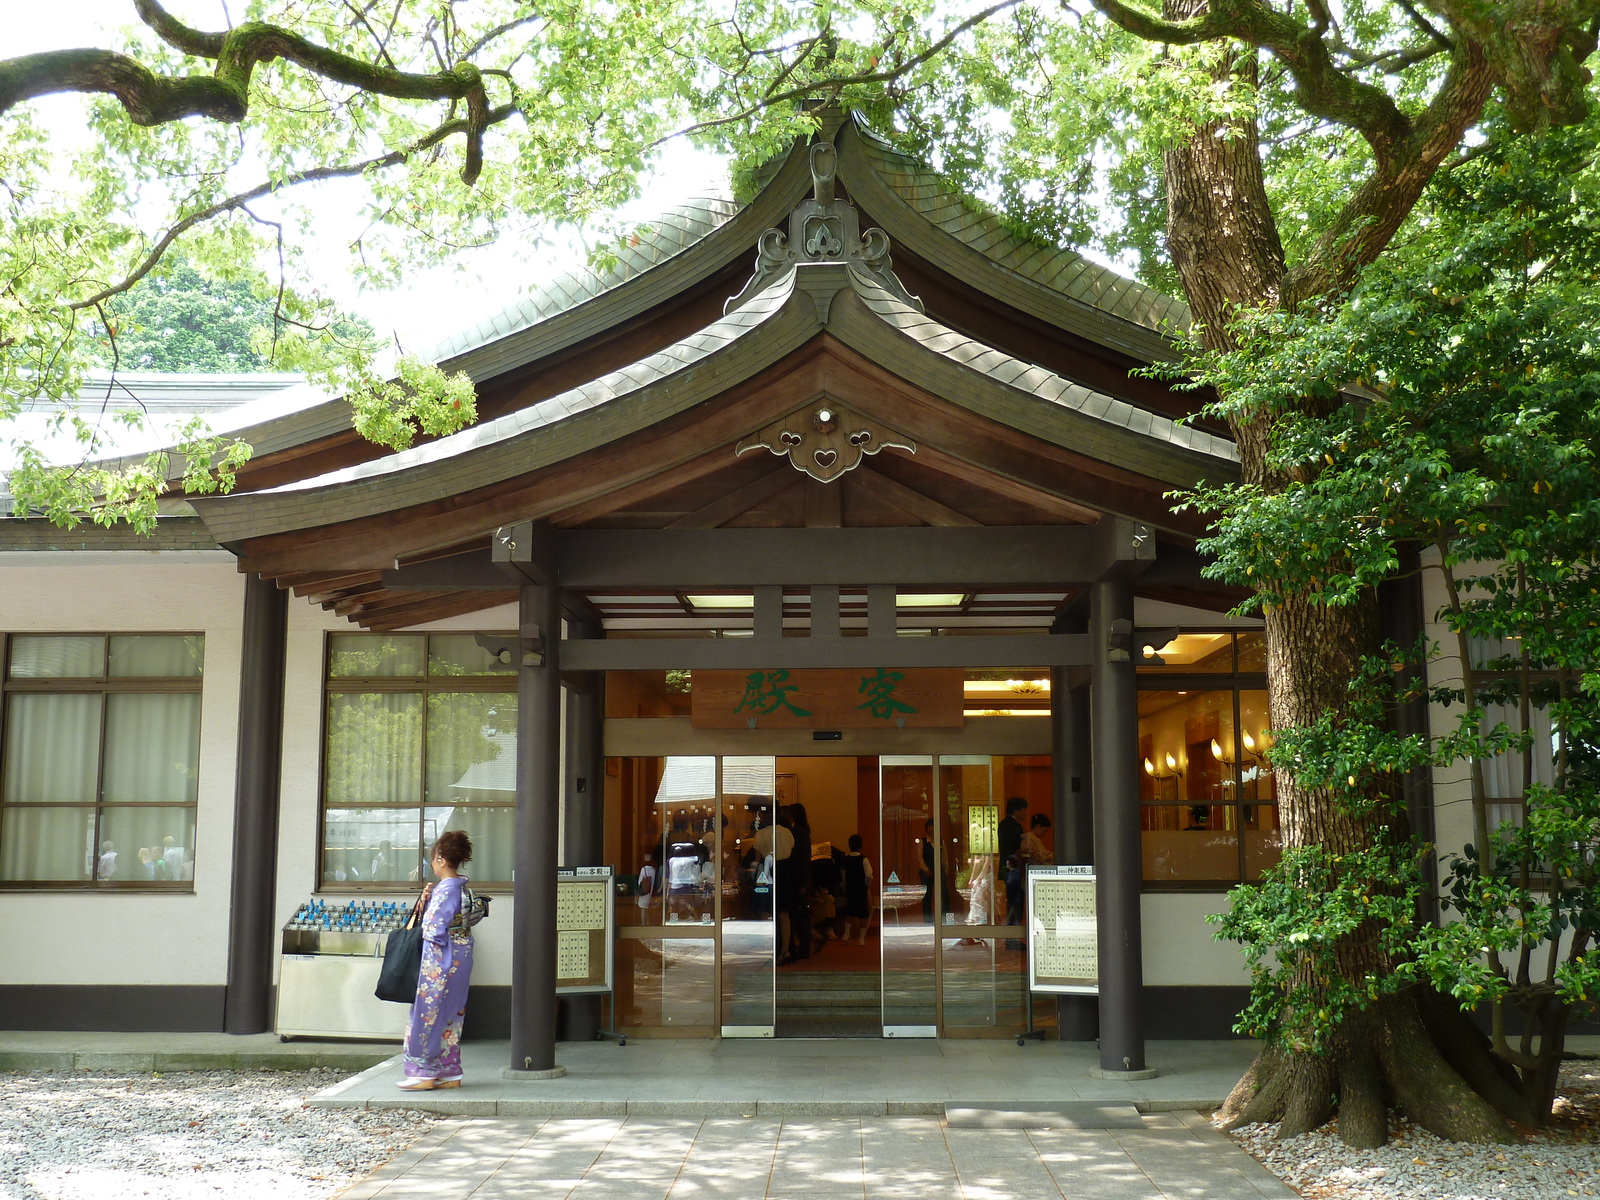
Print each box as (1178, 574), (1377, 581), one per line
(734, 669), (811, 718)
(856, 667), (918, 720)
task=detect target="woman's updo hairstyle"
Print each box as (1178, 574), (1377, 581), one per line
(433, 830), (473, 868)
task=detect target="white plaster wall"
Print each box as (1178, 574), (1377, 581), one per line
(1141, 893), (1249, 986)
(271, 599), (520, 989)
(0, 556), (244, 984)
(1419, 549), (1482, 898)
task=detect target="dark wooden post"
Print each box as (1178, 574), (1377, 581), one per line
(561, 617), (605, 1042)
(1051, 665), (1098, 1041)
(511, 583), (564, 1074)
(1090, 579), (1148, 1075)
(224, 574), (288, 1034)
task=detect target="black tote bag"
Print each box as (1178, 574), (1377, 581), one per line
(374, 895), (425, 1004)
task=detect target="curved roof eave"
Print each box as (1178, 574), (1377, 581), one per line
(190, 272), (817, 544)
(836, 119), (1189, 363)
(192, 263), (1233, 548)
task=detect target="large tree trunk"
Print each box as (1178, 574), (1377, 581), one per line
(1160, 0), (1519, 1146)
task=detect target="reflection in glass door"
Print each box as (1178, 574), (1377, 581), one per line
(880, 756), (936, 1036)
(719, 756), (777, 1036)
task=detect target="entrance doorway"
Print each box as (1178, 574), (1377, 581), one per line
(607, 752), (1051, 1039)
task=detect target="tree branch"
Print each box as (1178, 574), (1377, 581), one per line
(5, 0), (500, 184)
(660, 0), (1024, 144)
(67, 102), (518, 312)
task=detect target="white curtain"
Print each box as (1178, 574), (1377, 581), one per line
(102, 694), (202, 803)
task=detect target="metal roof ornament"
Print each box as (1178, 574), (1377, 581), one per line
(736, 401), (915, 483)
(725, 141), (924, 316)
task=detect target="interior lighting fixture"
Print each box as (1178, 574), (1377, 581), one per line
(897, 593), (965, 607)
(1144, 752), (1184, 780)
(720, 629), (755, 638)
(1210, 738), (1236, 764)
(686, 594), (754, 610)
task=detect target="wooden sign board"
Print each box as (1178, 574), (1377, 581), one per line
(691, 667), (963, 729)
(556, 866), (614, 995)
(1027, 865), (1098, 995)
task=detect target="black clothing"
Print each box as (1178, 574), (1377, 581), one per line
(842, 852), (871, 919)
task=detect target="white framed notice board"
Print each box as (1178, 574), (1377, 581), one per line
(1026, 864), (1098, 995)
(556, 865), (615, 995)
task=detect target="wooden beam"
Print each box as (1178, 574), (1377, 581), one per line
(664, 466), (799, 530)
(553, 524), (1151, 588)
(804, 478), (842, 528)
(361, 590), (519, 631)
(848, 466), (980, 526)
(550, 452), (749, 528)
(561, 632), (1092, 671)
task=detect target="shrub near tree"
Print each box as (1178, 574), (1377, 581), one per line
(1180, 114), (1600, 1140)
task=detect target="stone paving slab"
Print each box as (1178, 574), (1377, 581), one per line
(310, 1037), (1261, 1118)
(946, 1102), (1145, 1129)
(339, 1111), (1300, 1200)
(0, 1029), (395, 1073)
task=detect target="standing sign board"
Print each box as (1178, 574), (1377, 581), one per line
(556, 866), (615, 995)
(1026, 865), (1099, 994)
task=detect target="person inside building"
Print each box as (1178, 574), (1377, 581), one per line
(1184, 804), (1211, 830)
(998, 796), (1027, 924)
(399, 830), (475, 1091)
(841, 833), (874, 945)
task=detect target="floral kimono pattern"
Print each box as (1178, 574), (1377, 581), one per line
(403, 875), (474, 1080)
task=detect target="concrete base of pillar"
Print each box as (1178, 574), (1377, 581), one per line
(1089, 1066), (1158, 1081)
(500, 1065), (569, 1081)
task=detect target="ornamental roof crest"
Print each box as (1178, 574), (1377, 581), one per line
(725, 141), (923, 316)
(736, 400), (915, 483)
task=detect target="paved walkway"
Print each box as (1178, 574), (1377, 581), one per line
(340, 1111), (1297, 1199)
(314, 1039), (1260, 1118)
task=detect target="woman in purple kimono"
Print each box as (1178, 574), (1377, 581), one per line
(397, 830), (475, 1091)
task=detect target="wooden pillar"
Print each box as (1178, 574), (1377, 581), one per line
(1090, 580), (1147, 1074)
(511, 584), (563, 1073)
(561, 618), (605, 1041)
(224, 575), (288, 1034)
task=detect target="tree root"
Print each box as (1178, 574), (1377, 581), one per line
(1218, 990), (1519, 1146)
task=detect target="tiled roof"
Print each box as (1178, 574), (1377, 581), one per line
(849, 123), (1190, 336)
(429, 197), (744, 365)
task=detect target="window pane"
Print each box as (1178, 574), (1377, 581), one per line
(3, 694), (101, 803)
(427, 805), (514, 884)
(1239, 691), (1275, 802)
(328, 634), (425, 678)
(0, 806), (93, 881)
(1243, 804), (1282, 881)
(1137, 633), (1234, 674)
(1236, 632), (1266, 673)
(7, 635), (104, 678)
(102, 694), (201, 804)
(322, 809), (423, 885)
(108, 635), (204, 678)
(941, 937), (1027, 1032)
(325, 694), (422, 805)
(1142, 804), (1240, 880)
(99, 808), (196, 882)
(428, 633), (516, 677)
(425, 693), (517, 804)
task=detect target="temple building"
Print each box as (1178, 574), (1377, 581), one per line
(2, 114), (1425, 1078)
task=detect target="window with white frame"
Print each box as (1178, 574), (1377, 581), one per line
(1, 634), (204, 888)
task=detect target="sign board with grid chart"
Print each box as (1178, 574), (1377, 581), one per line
(556, 866), (615, 994)
(1027, 865), (1098, 994)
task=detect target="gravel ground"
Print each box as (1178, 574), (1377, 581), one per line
(0, 1069), (437, 1200)
(1229, 1059), (1600, 1199)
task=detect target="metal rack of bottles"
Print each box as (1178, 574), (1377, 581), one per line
(275, 899), (414, 1041)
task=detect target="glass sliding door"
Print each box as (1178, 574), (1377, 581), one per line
(719, 756), (777, 1036)
(879, 755), (936, 1036)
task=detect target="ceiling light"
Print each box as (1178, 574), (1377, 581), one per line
(686, 594), (754, 610)
(720, 629), (754, 638)
(898, 593), (964, 607)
